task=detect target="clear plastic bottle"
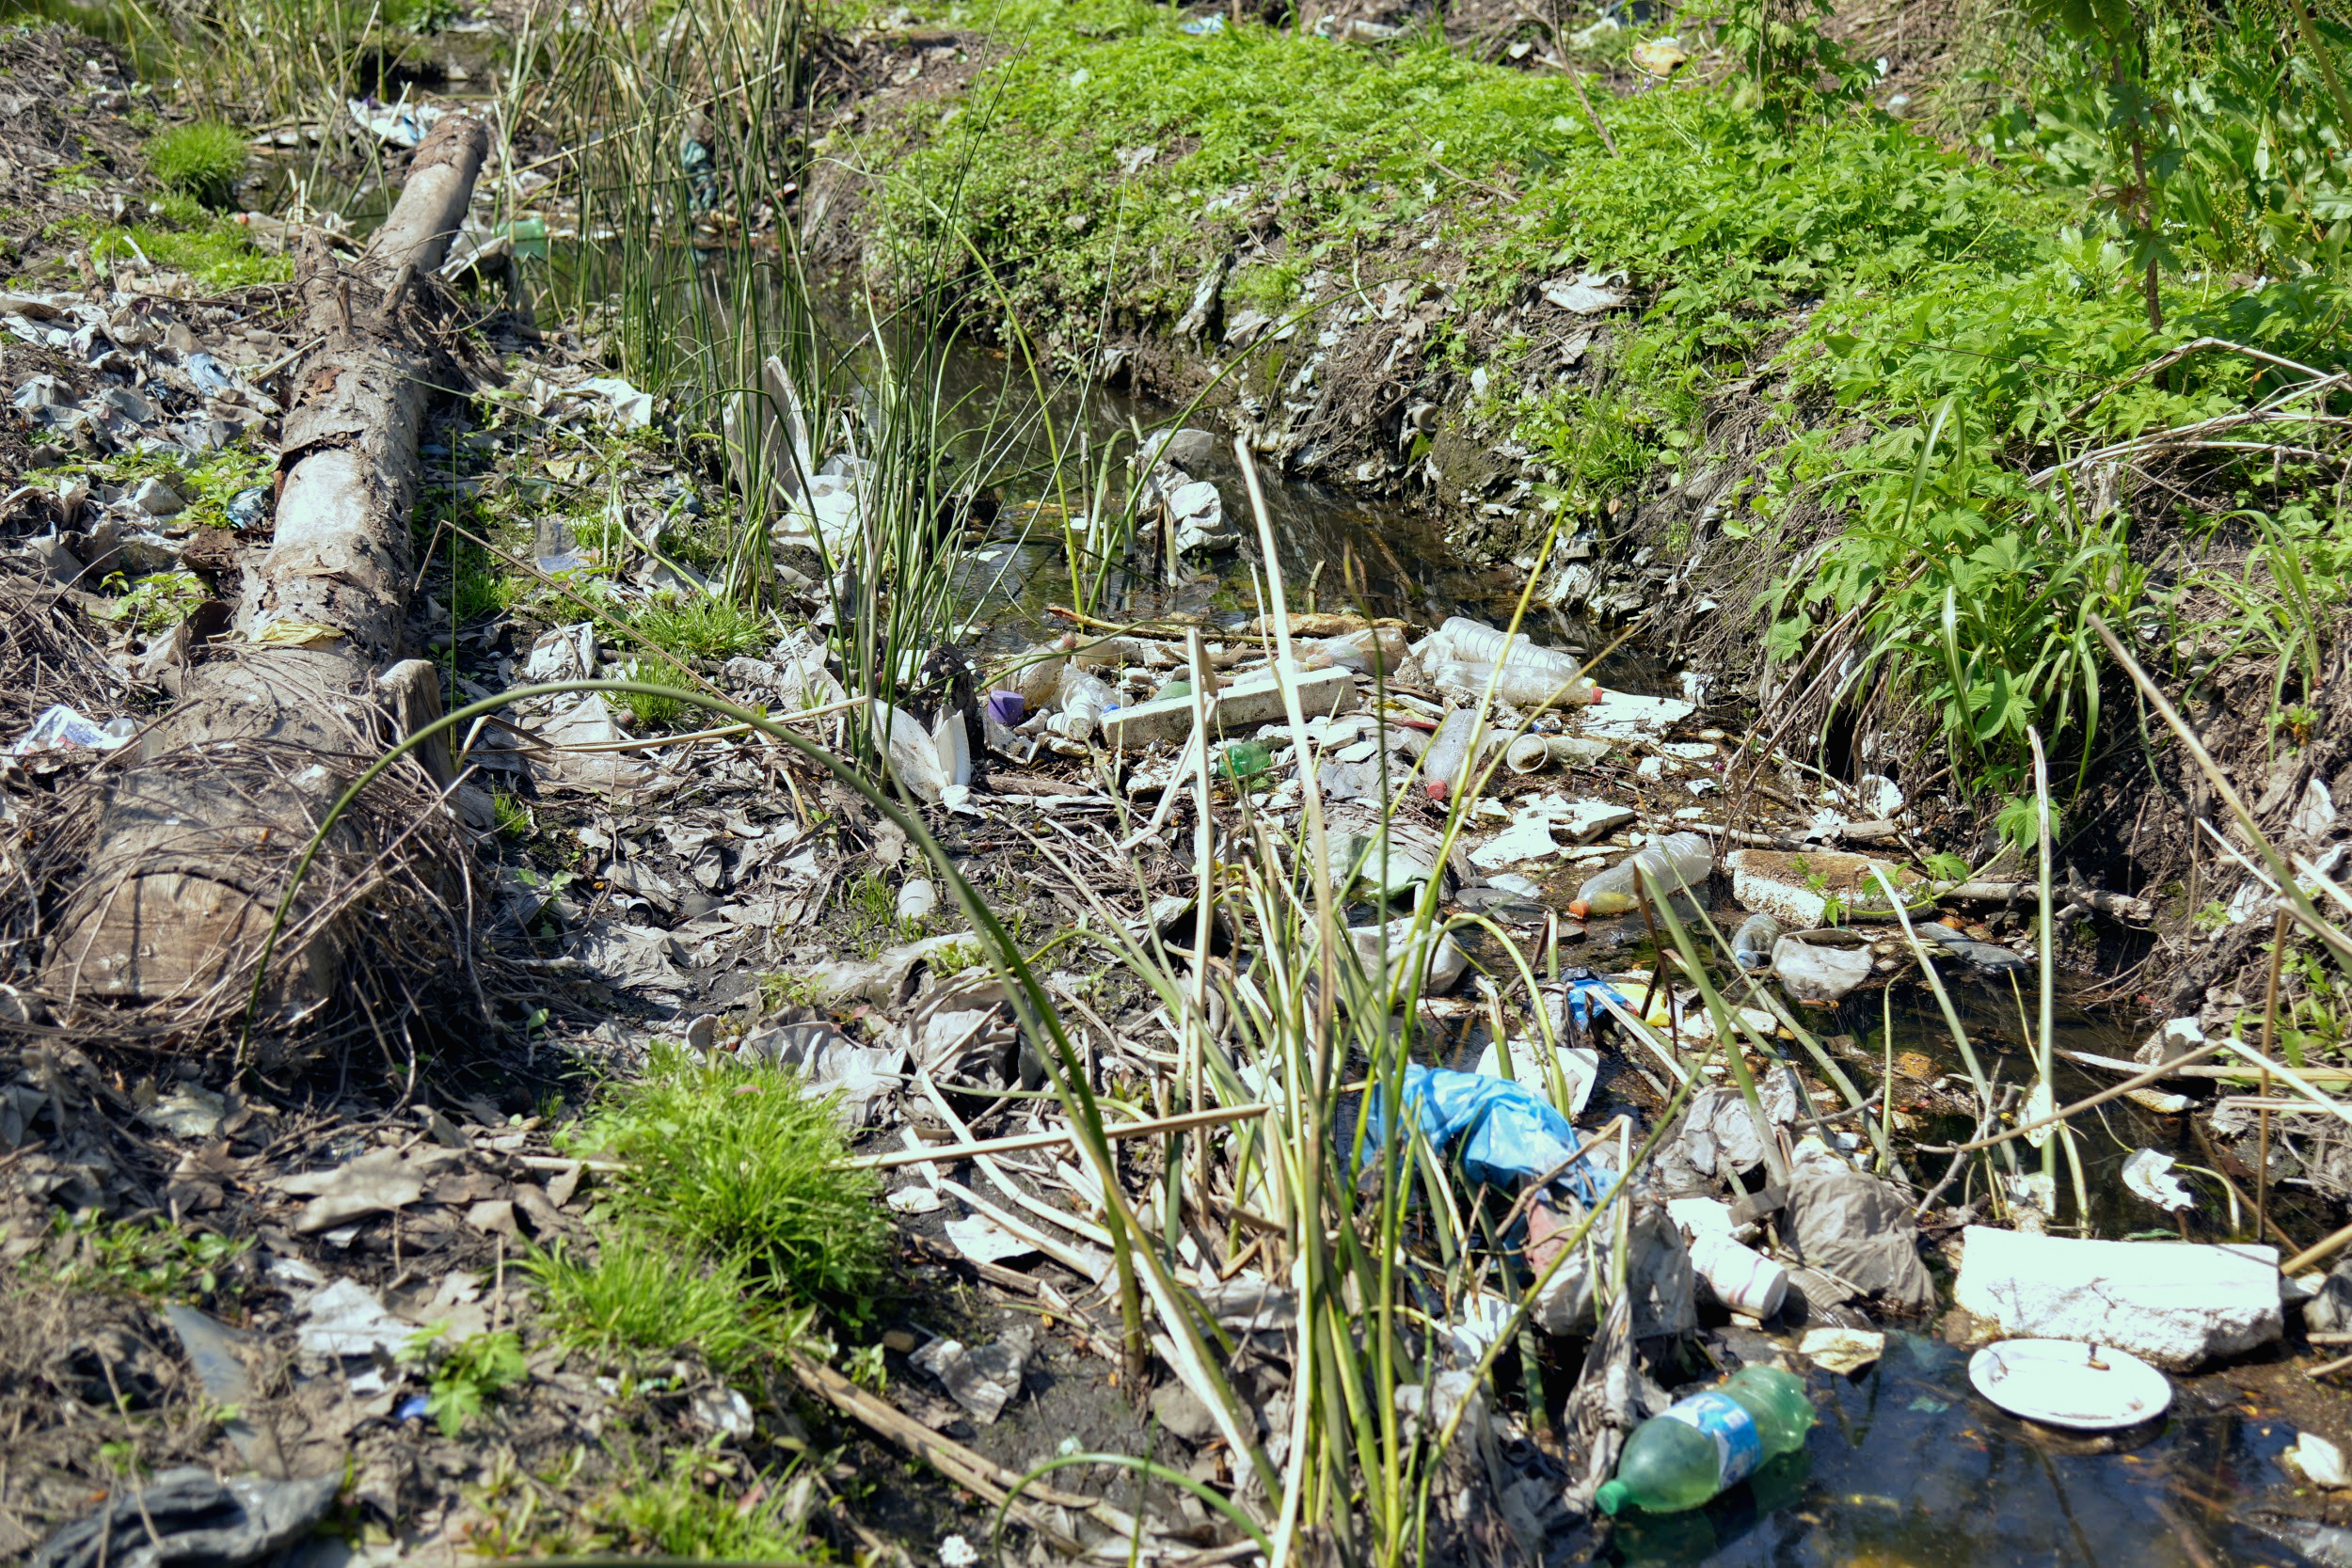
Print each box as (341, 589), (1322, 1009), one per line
(1050, 663), (1118, 742)
(1596, 1366), (1815, 1515)
(1009, 636), (1075, 710)
(1426, 617), (1591, 688)
(1568, 832), (1714, 917)
(1430, 657), (1597, 712)
(1732, 911), (1784, 970)
(1419, 709), (1482, 800)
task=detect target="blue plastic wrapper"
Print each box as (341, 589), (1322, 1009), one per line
(1359, 1064), (1603, 1203)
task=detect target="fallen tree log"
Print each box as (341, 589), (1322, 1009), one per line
(37, 117), (490, 1060)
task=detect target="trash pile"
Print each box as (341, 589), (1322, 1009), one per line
(4, 24), (2350, 1561)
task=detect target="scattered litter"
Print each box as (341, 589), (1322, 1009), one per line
(1798, 1326), (1884, 1375)
(739, 1020), (905, 1126)
(1362, 1065), (1605, 1200)
(1472, 1037), (1599, 1116)
(29, 1468), (341, 1568)
(943, 1214), (1035, 1265)
(1345, 914), (1467, 994)
(1691, 1231), (1789, 1318)
(1785, 1136), (1936, 1311)
(294, 1276), (411, 1360)
(1772, 932), (1877, 1005)
(912, 1323), (1036, 1424)
(2289, 1431), (2352, 1488)
(10, 704), (134, 757)
(1966, 1338), (2171, 1429)
(1570, 832), (1710, 918)
(1595, 1365), (1813, 1515)
(575, 375), (654, 428)
(138, 1084), (226, 1139)
(348, 95), (446, 147)
(1540, 270), (1630, 314)
(1732, 911), (1782, 970)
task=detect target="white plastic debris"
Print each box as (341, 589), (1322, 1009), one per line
(942, 1214), (1034, 1266)
(576, 375), (654, 429)
(1954, 1227), (2281, 1369)
(2121, 1148), (2197, 1212)
(11, 704), (135, 757)
(1471, 1037), (1599, 1116)
(896, 878), (938, 923)
(1470, 814), (1558, 870)
(294, 1278), (411, 1359)
(1772, 933), (1875, 1005)
(1691, 1230), (1790, 1318)
(346, 96), (445, 147)
(1539, 270), (1629, 314)
(912, 1323), (1036, 1424)
(1345, 914), (1467, 995)
(1799, 1325), (1884, 1375)
(2289, 1431), (2352, 1488)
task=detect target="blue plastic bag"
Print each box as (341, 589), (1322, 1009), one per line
(1359, 1064), (1603, 1202)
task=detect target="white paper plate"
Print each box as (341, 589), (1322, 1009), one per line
(1968, 1338), (2172, 1430)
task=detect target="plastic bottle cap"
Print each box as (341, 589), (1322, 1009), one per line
(1567, 898), (1590, 918)
(1595, 1480), (1629, 1515)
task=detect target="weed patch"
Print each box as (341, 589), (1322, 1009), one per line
(629, 590), (771, 659)
(528, 1233), (789, 1374)
(567, 1044), (890, 1324)
(36, 1212), (249, 1305)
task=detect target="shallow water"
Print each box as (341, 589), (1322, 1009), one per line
(1609, 1328), (2315, 1567)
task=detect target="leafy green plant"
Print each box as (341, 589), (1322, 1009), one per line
(400, 1325), (525, 1437)
(1713, 0), (1872, 121)
(491, 788), (534, 839)
(146, 120), (247, 208)
(42, 1213), (249, 1304)
(101, 570), (209, 633)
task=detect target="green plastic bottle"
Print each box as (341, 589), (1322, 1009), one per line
(1220, 740), (1273, 784)
(1596, 1366), (1814, 1516)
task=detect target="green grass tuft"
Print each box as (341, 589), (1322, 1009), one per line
(592, 1449), (827, 1561)
(146, 119), (247, 208)
(629, 591), (771, 659)
(571, 1043), (892, 1323)
(527, 1233), (793, 1374)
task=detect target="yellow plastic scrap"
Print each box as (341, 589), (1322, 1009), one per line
(247, 618), (346, 648)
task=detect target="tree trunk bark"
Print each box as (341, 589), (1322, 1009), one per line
(43, 117), (489, 1053)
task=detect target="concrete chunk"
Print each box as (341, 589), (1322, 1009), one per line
(1953, 1226), (2280, 1369)
(1101, 664), (1357, 749)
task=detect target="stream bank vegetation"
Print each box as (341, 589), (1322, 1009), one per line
(2, 0), (2352, 1561)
